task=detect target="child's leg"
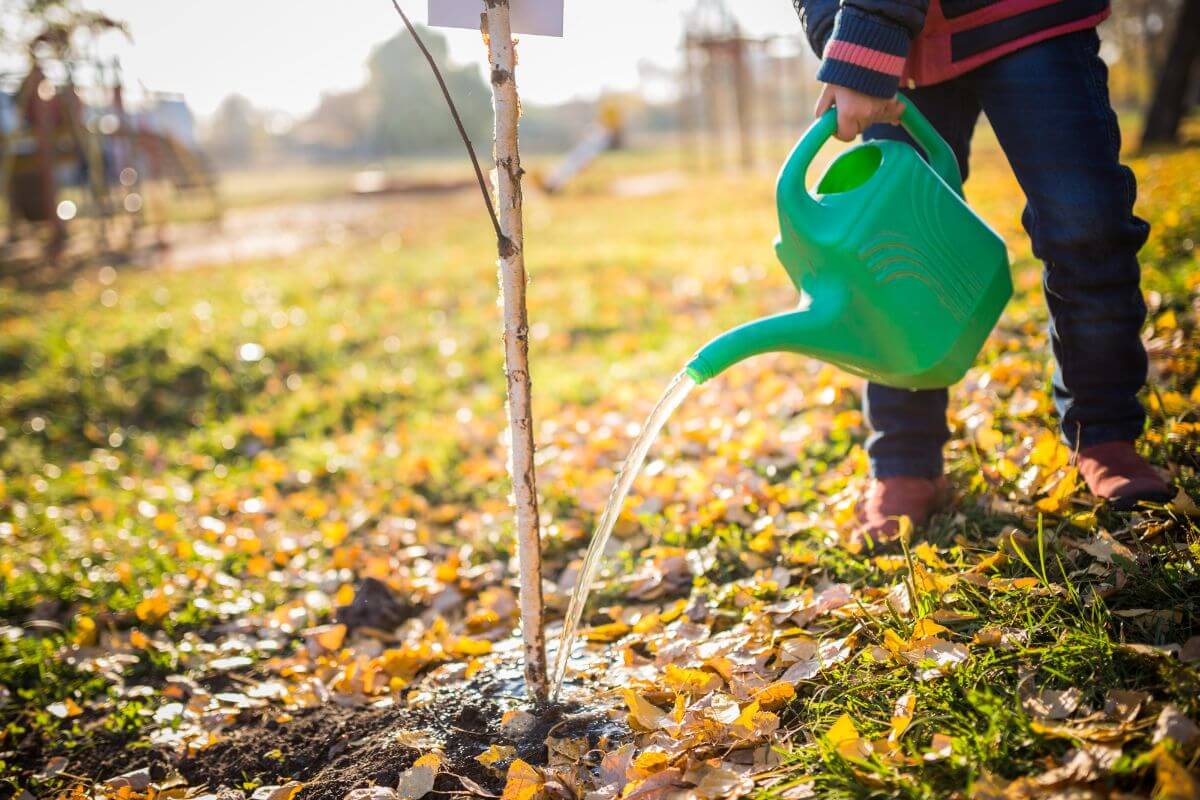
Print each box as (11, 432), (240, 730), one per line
(862, 82), (981, 478)
(969, 30), (1151, 450)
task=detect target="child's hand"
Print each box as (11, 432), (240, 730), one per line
(815, 84), (904, 142)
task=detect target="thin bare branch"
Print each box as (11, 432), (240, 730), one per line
(387, 0), (505, 246)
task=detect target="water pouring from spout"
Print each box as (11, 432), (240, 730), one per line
(550, 370), (695, 699)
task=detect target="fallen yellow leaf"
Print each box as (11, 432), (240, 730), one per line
(732, 701), (779, 740)
(912, 618), (950, 639)
(628, 750), (670, 778)
(1153, 744), (1198, 800)
(623, 689), (670, 731)
(662, 664), (722, 696)
(826, 714), (859, 747)
(73, 616), (97, 647)
(450, 636), (493, 657)
(584, 622), (630, 643)
(500, 759), (545, 800)
(754, 681), (796, 711)
(889, 693), (916, 742)
(47, 698), (83, 719)
(475, 744), (517, 768)
(135, 592), (170, 625)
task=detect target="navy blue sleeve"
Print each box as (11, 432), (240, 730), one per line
(792, 0), (929, 98)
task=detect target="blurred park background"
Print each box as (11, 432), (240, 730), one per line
(0, 0), (1196, 271)
(0, 1), (1198, 798)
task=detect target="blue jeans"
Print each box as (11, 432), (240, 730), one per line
(862, 29), (1150, 479)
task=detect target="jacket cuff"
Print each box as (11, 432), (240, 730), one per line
(816, 8), (911, 98)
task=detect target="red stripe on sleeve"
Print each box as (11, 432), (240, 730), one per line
(825, 40), (907, 76)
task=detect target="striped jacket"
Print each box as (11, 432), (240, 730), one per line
(794, 0), (1111, 98)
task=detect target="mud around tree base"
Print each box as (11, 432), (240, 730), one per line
(82, 665), (629, 800)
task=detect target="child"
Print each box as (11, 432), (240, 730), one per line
(789, 0), (1175, 538)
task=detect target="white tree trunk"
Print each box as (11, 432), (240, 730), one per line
(484, 0), (548, 704)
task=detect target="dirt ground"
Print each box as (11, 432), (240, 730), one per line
(52, 652), (627, 800)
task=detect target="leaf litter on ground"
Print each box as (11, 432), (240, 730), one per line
(0, 143), (1198, 800)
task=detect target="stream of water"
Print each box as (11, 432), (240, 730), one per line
(550, 369), (696, 699)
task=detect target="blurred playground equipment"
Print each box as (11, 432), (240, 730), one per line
(531, 0), (824, 190)
(0, 20), (219, 266)
(678, 0), (819, 172)
(535, 95), (633, 194)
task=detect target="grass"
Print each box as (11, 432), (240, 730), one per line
(0, 125), (1197, 798)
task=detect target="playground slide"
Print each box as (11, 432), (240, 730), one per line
(538, 127), (617, 194)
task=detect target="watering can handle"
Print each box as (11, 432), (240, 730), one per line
(897, 95), (964, 197)
(778, 93), (964, 212)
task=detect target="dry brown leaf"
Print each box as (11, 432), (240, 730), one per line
(1023, 688), (1083, 721)
(1153, 705), (1200, 748)
(622, 768), (687, 800)
(1103, 690), (1150, 724)
(396, 754), (440, 800)
(706, 693), (742, 725)
(500, 709), (537, 737)
(777, 637), (818, 664)
(103, 768), (151, 791)
(1119, 642), (1180, 659)
(685, 762), (753, 800)
(777, 781), (816, 799)
(1029, 719), (1135, 744)
(35, 756), (69, 780)
(1169, 489), (1200, 517)
(780, 635), (854, 682)
(597, 744), (634, 790)
(1179, 636), (1200, 664)
(1027, 745), (1112, 787)
(924, 733), (954, 762)
(905, 639), (970, 681)
(1076, 530), (1135, 564)
(250, 783), (303, 800)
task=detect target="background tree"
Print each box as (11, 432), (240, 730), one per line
(1141, 0), (1200, 146)
(363, 26), (491, 157)
(206, 94), (263, 168)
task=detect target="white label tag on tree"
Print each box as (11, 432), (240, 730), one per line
(428, 0), (564, 36)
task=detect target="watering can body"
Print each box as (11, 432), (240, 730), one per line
(686, 97), (1012, 390)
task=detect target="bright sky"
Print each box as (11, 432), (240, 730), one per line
(86, 1), (805, 118)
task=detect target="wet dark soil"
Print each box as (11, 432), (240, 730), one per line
(61, 664), (628, 800)
(17, 726), (175, 793)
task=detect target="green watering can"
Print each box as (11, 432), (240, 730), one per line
(685, 96), (1011, 390)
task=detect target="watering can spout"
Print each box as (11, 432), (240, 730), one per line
(685, 293), (851, 385)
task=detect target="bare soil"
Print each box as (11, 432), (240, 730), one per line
(58, 665), (628, 800)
